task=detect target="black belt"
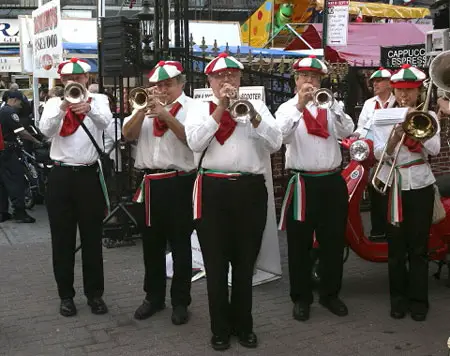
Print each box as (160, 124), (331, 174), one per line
(141, 168), (195, 175)
(53, 161), (98, 172)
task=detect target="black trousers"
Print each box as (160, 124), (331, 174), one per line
(196, 175), (267, 336)
(0, 150), (25, 213)
(136, 173), (195, 307)
(387, 185), (434, 314)
(286, 172), (348, 304)
(46, 164), (105, 300)
(368, 183), (388, 236)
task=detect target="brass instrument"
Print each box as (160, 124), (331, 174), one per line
(129, 87), (167, 116)
(312, 88), (334, 109)
(64, 82), (88, 104)
(225, 86), (254, 122)
(371, 78), (438, 194)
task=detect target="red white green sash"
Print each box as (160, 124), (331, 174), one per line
(133, 170), (194, 226)
(193, 168), (250, 220)
(278, 168), (340, 231)
(386, 158), (425, 226)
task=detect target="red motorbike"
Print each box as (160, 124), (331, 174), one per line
(312, 137), (450, 285)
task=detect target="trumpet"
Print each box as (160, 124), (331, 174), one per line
(224, 86), (254, 123)
(371, 79), (438, 194)
(129, 87), (167, 115)
(312, 88), (334, 109)
(64, 82), (88, 104)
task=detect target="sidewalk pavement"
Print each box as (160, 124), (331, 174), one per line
(0, 206), (449, 356)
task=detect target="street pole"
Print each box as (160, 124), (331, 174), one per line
(97, 0), (105, 92)
(322, 0), (329, 60)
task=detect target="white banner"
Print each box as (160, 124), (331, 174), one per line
(0, 19), (19, 44)
(176, 87), (283, 286)
(0, 57), (22, 72)
(32, 0), (63, 78)
(327, 0), (349, 47)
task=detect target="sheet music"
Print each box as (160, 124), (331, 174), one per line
(372, 108), (408, 126)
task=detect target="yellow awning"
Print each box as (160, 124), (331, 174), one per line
(315, 0), (430, 19)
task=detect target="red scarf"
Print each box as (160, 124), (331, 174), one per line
(209, 102), (237, 145)
(403, 137), (422, 152)
(59, 97), (93, 137)
(374, 100), (389, 110)
(302, 107), (329, 139)
(153, 101), (183, 137)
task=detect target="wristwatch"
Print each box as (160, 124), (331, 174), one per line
(252, 113), (262, 123)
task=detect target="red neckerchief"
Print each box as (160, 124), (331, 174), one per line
(302, 107), (329, 139)
(209, 102), (237, 145)
(153, 101), (183, 137)
(374, 100), (389, 110)
(59, 97), (93, 137)
(403, 137), (422, 152)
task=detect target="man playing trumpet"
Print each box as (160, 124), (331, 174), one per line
(185, 53), (282, 350)
(372, 64), (440, 321)
(39, 58), (112, 317)
(122, 61), (196, 325)
(275, 55), (354, 322)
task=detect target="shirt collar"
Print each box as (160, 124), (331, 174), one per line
(375, 93), (395, 106)
(166, 92), (186, 109)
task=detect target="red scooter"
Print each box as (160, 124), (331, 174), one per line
(312, 138), (450, 285)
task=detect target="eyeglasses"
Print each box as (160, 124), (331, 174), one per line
(296, 72), (321, 81)
(210, 70), (241, 80)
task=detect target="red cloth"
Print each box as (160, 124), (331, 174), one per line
(59, 98), (92, 137)
(403, 137), (422, 152)
(302, 107), (329, 139)
(374, 100), (389, 110)
(153, 102), (183, 137)
(209, 102), (237, 145)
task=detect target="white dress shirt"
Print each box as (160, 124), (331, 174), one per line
(185, 96), (282, 174)
(39, 92), (112, 165)
(355, 94), (396, 138)
(373, 110), (440, 190)
(275, 95), (355, 171)
(123, 92), (195, 172)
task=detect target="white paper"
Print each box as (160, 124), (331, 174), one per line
(372, 107), (408, 126)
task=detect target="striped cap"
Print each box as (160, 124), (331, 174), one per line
(293, 55), (328, 75)
(204, 53), (244, 75)
(370, 67), (391, 80)
(390, 64), (426, 89)
(57, 57), (91, 75)
(148, 61), (184, 83)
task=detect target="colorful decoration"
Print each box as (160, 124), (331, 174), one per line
(273, 3), (294, 33)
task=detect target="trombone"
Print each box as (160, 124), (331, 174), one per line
(371, 79), (438, 194)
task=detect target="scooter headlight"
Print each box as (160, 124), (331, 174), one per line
(349, 140), (370, 162)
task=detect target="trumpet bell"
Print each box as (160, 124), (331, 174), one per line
(229, 99), (254, 123)
(64, 82), (87, 104)
(313, 88), (334, 109)
(129, 88), (148, 111)
(403, 111), (438, 141)
(429, 50), (450, 94)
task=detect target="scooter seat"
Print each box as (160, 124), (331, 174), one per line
(435, 174), (450, 198)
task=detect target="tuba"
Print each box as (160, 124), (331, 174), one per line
(371, 78), (438, 194)
(64, 82), (88, 104)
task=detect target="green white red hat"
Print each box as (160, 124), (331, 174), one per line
(148, 61), (184, 83)
(204, 53), (244, 75)
(370, 67), (391, 80)
(390, 64), (426, 89)
(292, 55), (328, 75)
(57, 57), (91, 75)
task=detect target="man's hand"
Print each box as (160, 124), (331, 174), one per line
(218, 83), (236, 109)
(60, 99), (71, 112)
(437, 97), (450, 119)
(296, 83), (314, 110)
(145, 97), (165, 117)
(70, 102), (91, 115)
(349, 132), (361, 139)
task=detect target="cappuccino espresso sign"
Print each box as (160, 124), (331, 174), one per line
(380, 44), (427, 69)
(32, 0), (63, 78)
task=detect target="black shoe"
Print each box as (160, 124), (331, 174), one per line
(390, 310), (406, 319)
(134, 300), (165, 320)
(319, 297), (348, 317)
(0, 212), (11, 222)
(411, 312), (426, 321)
(12, 211), (35, 223)
(171, 305), (189, 325)
(87, 297), (108, 315)
(293, 302), (310, 321)
(60, 298), (77, 317)
(238, 332), (258, 348)
(211, 335), (230, 351)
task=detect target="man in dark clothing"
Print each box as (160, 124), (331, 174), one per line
(0, 91), (41, 223)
